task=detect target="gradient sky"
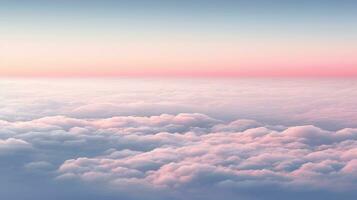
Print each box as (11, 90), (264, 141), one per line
(1, 0), (357, 77)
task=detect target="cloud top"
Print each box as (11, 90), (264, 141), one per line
(0, 113), (356, 199)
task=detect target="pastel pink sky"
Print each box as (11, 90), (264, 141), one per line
(1, 1), (357, 77)
(2, 37), (357, 77)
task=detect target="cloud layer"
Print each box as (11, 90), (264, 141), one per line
(1, 79), (357, 199)
(1, 78), (357, 130)
(1, 113), (356, 200)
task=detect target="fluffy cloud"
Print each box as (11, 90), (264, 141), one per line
(56, 123), (357, 192)
(1, 112), (355, 199)
(2, 78), (357, 130)
(0, 138), (32, 154)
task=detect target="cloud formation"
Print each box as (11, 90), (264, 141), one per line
(1, 79), (357, 200)
(0, 113), (356, 200)
(2, 78), (357, 130)
(0, 138), (32, 154)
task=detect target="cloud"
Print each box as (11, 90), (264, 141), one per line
(55, 123), (357, 191)
(0, 138), (32, 154)
(0, 112), (356, 199)
(0, 114), (346, 199)
(2, 78), (357, 130)
(1, 78), (357, 200)
(24, 161), (54, 171)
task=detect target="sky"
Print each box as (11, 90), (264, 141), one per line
(1, 0), (357, 77)
(1, 1), (357, 200)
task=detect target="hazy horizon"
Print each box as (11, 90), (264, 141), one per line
(1, 1), (357, 200)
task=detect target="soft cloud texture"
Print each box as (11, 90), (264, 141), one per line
(1, 78), (357, 130)
(0, 79), (356, 200)
(0, 138), (32, 154)
(0, 113), (356, 200)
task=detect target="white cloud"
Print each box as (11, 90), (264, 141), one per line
(1, 113), (356, 196)
(0, 138), (32, 154)
(2, 78), (357, 130)
(1, 78), (357, 200)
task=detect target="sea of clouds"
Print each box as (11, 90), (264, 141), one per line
(0, 78), (356, 200)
